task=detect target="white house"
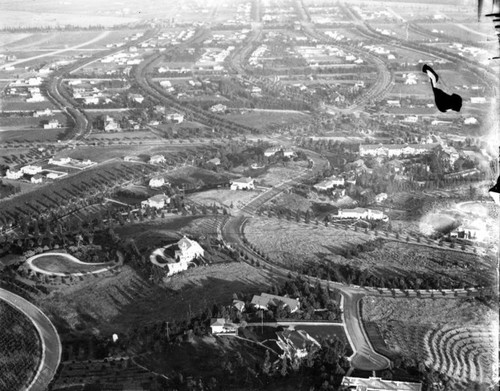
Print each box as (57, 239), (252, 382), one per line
(31, 174), (43, 184)
(207, 157), (221, 166)
(276, 328), (320, 360)
(149, 177), (165, 188)
(27, 93), (45, 102)
(149, 155), (166, 164)
(464, 117), (478, 125)
(386, 99), (401, 107)
(48, 157), (71, 166)
(283, 148), (296, 158)
(175, 236), (204, 264)
(83, 96), (99, 105)
(264, 146), (282, 157)
(104, 116), (120, 132)
(230, 177), (254, 190)
(5, 169), (23, 180)
(210, 104), (227, 113)
(130, 93), (145, 103)
(33, 109), (53, 117)
(210, 318), (238, 335)
(165, 113), (184, 123)
(141, 194), (170, 209)
(338, 208), (388, 221)
(21, 165), (42, 175)
(44, 119), (60, 129)
(251, 293), (300, 313)
(375, 193), (388, 203)
(314, 176), (345, 191)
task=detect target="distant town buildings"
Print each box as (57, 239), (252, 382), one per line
(359, 143), (438, 158)
(337, 208), (388, 221)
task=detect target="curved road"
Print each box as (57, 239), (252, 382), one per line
(0, 288), (61, 391)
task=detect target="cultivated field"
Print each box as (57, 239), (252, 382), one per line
(362, 297), (498, 389)
(225, 111), (309, 131)
(0, 299), (42, 391)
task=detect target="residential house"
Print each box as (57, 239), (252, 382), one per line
(104, 116), (120, 132)
(149, 236), (204, 276)
(123, 155), (141, 162)
(130, 93), (145, 103)
(27, 93), (45, 102)
(264, 146), (282, 157)
(470, 97), (486, 104)
(386, 99), (401, 107)
(49, 157), (71, 166)
(43, 119), (60, 129)
(210, 318), (238, 335)
(21, 165), (42, 175)
(149, 155), (166, 164)
(83, 96), (99, 105)
(282, 148), (296, 158)
(210, 104), (227, 113)
(207, 157), (221, 166)
(31, 174), (43, 184)
(337, 208), (388, 221)
(464, 117), (477, 125)
(276, 328), (320, 360)
(251, 293), (300, 313)
(341, 376), (422, 391)
(375, 193), (388, 203)
(165, 113), (184, 123)
(230, 177), (254, 190)
(141, 194), (170, 209)
(5, 168), (23, 180)
(313, 176), (345, 191)
(149, 177), (165, 188)
(233, 300), (246, 312)
(33, 109), (53, 117)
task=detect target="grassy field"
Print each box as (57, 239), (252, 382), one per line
(189, 189), (261, 210)
(39, 262), (273, 336)
(30, 253), (111, 274)
(0, 299), (42, 391)
(268, 192), (312, 213)
(225, 111), (309, 131)
(0, 128), (63, 143)
(254, 161), (308, 187)
(244, 217), (372, 269)
(166, 166), (231, 188)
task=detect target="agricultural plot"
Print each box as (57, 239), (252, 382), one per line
(362, 297), (498, 389)
(0, 299), (42, 391)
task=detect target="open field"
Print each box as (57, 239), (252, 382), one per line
(166, 166), (231, 188)
(29, 253), (112, 275)
(189, 189), (261, 210)
(39, 262), (273, 336)
(0, 97), (57, 111)
(362, 297), (498, 388)
(253, 161), (309, 187)
(225, 111), (309, 131)
(269, 192), (313, 213)
(0, 299), (42, 391)
(0, 127), (63, 143)
(244, 217), (491, 287)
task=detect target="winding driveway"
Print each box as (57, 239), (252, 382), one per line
(0, 288), (61, 391)
(27, 252), (116, 277)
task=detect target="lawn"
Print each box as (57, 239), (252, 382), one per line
(30, 253), (111, 274)
(0, 299), (42, 391)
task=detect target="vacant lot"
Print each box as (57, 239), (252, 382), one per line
(225, 111), (309, 131)
(39, 262), (273, 336)
(269, 192), (312, 213)
(244, 217), (371, 269)
(189, 189), (261, 210)
(255, 161), (309, 187)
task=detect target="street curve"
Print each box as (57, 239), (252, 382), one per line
(0, 288), (61, 391)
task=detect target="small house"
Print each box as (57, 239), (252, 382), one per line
(210, 318), (238, 335)
(230, 177), (254, 190)
(149, 177), (165, 188)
